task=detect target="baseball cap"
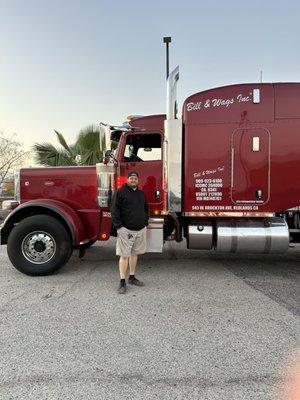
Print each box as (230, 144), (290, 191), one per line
(127, 171), (139, 178)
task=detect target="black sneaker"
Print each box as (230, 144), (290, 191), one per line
(118, 281), (126, 294)
(128, 277), (144, 286)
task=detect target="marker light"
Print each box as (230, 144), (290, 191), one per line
(116, 176), (127, 189)
(125, 114), (144, 121)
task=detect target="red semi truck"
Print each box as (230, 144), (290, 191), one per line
(1, 66), (300, 275)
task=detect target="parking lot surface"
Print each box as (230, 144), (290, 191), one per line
(0, 241), (299, 399)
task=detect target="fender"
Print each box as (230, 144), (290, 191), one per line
(0, 199), (87, 246)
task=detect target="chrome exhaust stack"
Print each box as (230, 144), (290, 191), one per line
(163, 66), (182, 213)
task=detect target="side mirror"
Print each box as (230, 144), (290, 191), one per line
(103, 149), (118, 165)
(105, 150), (114, 158)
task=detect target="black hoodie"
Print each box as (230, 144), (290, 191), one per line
(110, 184), (149, 231)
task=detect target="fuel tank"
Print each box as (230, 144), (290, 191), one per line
(187, 217), (289, 254)
(215, 217), (289, 253)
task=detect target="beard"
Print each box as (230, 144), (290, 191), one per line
(128, 181), (138, 188)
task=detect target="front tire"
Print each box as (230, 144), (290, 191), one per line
(7, 215), (73, 276)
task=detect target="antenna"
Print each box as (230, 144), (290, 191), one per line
(260, 70), (263, 83)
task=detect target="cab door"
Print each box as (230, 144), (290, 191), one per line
(118, 132), (164, 211)
(231, 128), (270, 204)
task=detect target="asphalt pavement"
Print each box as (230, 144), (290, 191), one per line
(0, 240), (299, 400)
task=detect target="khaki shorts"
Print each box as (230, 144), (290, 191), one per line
(116, 226), (147, 257)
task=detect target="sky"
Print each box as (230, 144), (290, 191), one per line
(1, 0), (300, 162)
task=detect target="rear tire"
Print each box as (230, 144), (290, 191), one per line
(7, 215), (73, 276)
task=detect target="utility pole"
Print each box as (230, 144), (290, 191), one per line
(163, 37), (171, 80)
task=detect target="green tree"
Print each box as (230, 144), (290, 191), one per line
(33, 125), (105, 166)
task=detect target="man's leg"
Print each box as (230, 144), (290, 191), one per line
(118, 256), (129, 294)
(116, 227), (133, 294)
(119, 256), (129, 279)
(129, 254), (138, 275)
(128, 253), (144, 286)
(128, 228), (146, 286)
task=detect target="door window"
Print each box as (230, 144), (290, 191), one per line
(120, 133), (163, 209)
(123, 134), (161, 162)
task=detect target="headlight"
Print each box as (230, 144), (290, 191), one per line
(14, 169), (20, 201)
(2, 200), (19, 211)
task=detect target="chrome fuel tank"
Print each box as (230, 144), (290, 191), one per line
(215, 217), (289, 253)
(96, 163), (116, 208)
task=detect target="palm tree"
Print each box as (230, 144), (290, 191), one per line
(75, 125), (102, 165)
(33, 125), (104, 166)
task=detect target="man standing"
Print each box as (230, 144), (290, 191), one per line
(110, 171), (149, 294)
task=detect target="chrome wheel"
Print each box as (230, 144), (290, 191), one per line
(21, 231), (56, 264)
